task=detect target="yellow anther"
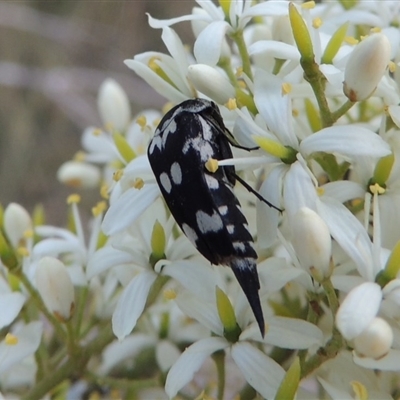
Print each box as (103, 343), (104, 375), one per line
(92, 128), (103, 136)
(389, 61), (396, 73)
(369, 183), (386, 195)
(351, 381), (368, 400)
(162, 102), (174, 116)
(92, 201), (107, 217)
(73, 151), (86, 162)
(282, 82), (292, 95)
(316, 187), (325, 196)
(205, 158), (219, 173)
(383, 105), (390, 115)
(104, 122), (114, 132)
(17, 247), (30, 257)
(5, 333), (18, 345)
(292, 108), (299, 117)
(312, 17), (323, 29)
(238, 80), (247, 89)
(23, 229), (34, 239)
(301, 1), (315, 9)
(226, 98), (237, 110)
(133, 178), (144, 190)
(236, 67), (244, 77)
(371, 27), (382, 33)
(344, 36), (359, 45)
(136, 115), (147, 129)
(67, 194), (81, 204)
(113, 169), (124, 182)
(164, 289), (177, 300)
(100, 183), (109, 199)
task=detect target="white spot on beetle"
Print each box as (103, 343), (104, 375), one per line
(218, 205), (228, 215)
(227, 224), (235, 234)
(196, 210), (223, 234)
(170, 162), (182, 185)
(159, 172), (172, 193)
(205, 174), (219, 190)
(233, 242), (246, 252)
(149, 135), (162, 154)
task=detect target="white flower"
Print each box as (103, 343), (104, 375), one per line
(57, 160), (101, 189)
(291, 207), (332, 281)
(187, 64), (235, 103)
(97, 78), (131, 131)
(35, 257), (75, 321)
(3, 203), (32, 248)
(353, 317), (393, 359)
(343, 33), (391, 102)
(0, 322), (42, 375)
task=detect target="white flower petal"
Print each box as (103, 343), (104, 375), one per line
(0, 321), (43, 374)
(175, 291), (222, 335)
(353, 349), (400, 371)
(318, 377), (353, 400)
(321, 181), (365, 203)
(194, 21), (232, 65)
(147, 13), (209, 29)
(165, 337), (228, 398)
(231, 342), (285, 399)
(254, 69), (298, 148)
(162, 260), (218, 299)
(316, 197), (374, 281)
(300, 126), (391, 159)
(249, 40), (299, 61)
(283, 161), (318, 218)
(0, 293), (25, 329)
(257, 164), (285, 248)
(336, 282), (382, 340)
(102, 184), (159, 235)
(264, 316), (324, 349)
(125, 58), (188, 104)
(99, 334), (156, 375)
(156, 340), (181, 373)
(86, 247), (133, 279)
(258, 257), (306, 293)
(112, 271), (157, 340)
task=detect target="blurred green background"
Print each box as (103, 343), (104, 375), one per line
(0, 1), (194, 224)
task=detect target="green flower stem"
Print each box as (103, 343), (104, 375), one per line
(321, 277), (340, 316)
(230, 29), (253, 80)
(330, 99), (356, 124)
(301, 59), (333, 128)
(75, 286), (89, 338)
(212, 350), (226, 400)
(300, 278), (344, 378)
(86, 374), (159, 392)
(299, 292), (322, 365)
(219, 56), (239, 88)
(21, 324), (115, 400)
(300, 326), (344, 379)
(14, 270), (67, 342)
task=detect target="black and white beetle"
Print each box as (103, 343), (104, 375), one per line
(148, 98), (278, 337)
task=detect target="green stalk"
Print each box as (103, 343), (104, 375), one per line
(230, 29), (253, 80)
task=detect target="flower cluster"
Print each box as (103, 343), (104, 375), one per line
(2, 0), (400, 399)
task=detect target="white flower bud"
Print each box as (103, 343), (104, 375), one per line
(291, 207), (332, 282)
(343, 33), (391, 102)
(3, 203), (32, 248)
(187, 64), (235, 104)
(36, 257), (75, 322)
(57, 161), (101, 189)
(353, 317), (393, 359)
(98, 78), (131, 131)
